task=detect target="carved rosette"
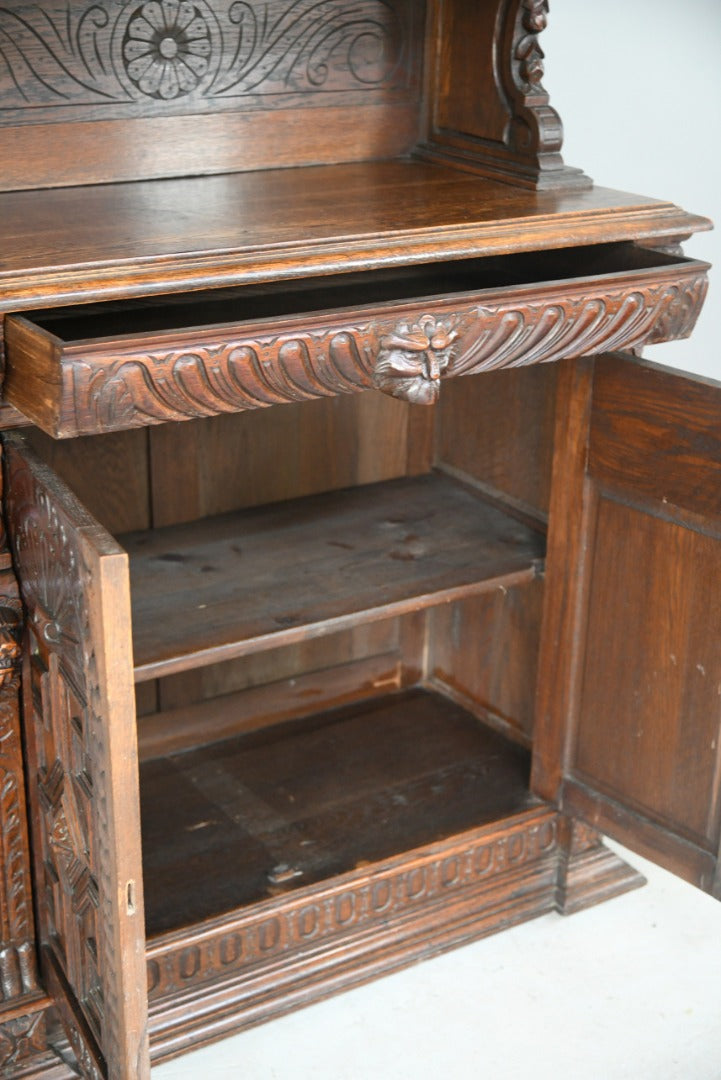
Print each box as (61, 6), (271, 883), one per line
(0, 1), (408, 122)
(60, 269), (709, 425)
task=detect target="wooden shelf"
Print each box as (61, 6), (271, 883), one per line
(139, 687), (534, 937)
(123, 473), (544, 682)
(0, 160), (709, 310)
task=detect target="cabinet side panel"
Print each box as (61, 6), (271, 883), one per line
(431, 1), (508, 141)
(429, 580), (545, 744)
(437, 365), (557, 520)
(22, 428), (151, 534)
(0, 445), (39, 1006)
(420, 0), (589, 189)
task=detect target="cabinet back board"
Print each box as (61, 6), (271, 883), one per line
(0, 0), (426, 190)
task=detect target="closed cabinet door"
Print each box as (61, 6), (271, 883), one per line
(533, 354), (721, 897)
(3, 435), (150, 1079)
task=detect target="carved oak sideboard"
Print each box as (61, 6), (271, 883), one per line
(0, 3), (718, 1078)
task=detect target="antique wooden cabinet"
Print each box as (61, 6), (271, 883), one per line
(0, 2), (717, 1077)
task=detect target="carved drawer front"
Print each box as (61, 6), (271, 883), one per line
(3, 243), (707, 438)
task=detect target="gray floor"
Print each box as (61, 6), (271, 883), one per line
(154, 841), (721, 1079)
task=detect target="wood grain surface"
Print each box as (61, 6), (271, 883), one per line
(123, 472), (545, 680)
(0, 163), (710, 310)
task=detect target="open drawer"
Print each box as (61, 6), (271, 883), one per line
(3, 242), (708, 438)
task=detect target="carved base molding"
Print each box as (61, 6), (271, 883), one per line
(555, 819), (646, 916)
(146, 807), (560, 1063)
(0, 811), (649, 1073)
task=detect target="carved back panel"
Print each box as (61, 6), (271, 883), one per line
(3, 436), (149, 1079)
(0, 0), (424, 189)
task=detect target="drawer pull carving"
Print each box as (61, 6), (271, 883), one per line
(5, 257), (708, 436)
(372, 314), (459, 405)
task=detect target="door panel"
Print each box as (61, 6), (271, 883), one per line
(3, 435), (149, 1079)
(533, 355), (721, 896)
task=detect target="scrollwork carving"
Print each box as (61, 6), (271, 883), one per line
(506, 0), (565, 164)
(0, 0), (409, 123)
(61, 268), (709, 424)
(72, 323), (377, 432)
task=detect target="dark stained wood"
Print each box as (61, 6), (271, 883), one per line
(139, 688), (535, 935)
(138, 654), (403, 763)
(437, 364), (558, 520)
(0, 0), (423, 191)
(1, 105), (421, 193)
(3, 435), (149, 1079)
(533, 357), (721, 896)
(0, 163), (710, 311)
(22, 427), (151, 534)
(0, 404), (29, 432)
(531, 357), (596, 803)
(0, 445), (38, 1008)
(429, 579), (546, 745)
(0, 2), (714, 1071)
(123, 473), (545, 681)
(555, 818), (645, 915)
(4, 244), (707, 436)
(574, 497), (721, 849)
(154, 620), (402, 715)
(145, 804), (560, 1063)
(145, 394), (425, 713)
(590, 355), (721, 519)
(0, 997), (74, 1078)
(420, 0), (589, 190)
(147, 393), (422, 526)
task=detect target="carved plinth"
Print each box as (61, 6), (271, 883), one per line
(555, 819), (646, 916)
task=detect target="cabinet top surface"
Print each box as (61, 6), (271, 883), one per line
(0, 161), (710, 311)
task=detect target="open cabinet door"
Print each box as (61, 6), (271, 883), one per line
(3, 435), (150, 1079)
(533, 354), (721, 897)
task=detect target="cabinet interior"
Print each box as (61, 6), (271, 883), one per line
(24, 363), (557, 939)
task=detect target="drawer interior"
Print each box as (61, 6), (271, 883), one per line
(18, 242), (688, 342)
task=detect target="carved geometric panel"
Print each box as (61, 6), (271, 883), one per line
(3, 436), (149, 1080)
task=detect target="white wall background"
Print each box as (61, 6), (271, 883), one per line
(544, 0), (721, 381)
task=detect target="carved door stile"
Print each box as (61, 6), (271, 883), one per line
(0, 442), (39, 1009)
(3, 435), (150, 1080)
(533, 355), (721, 896)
